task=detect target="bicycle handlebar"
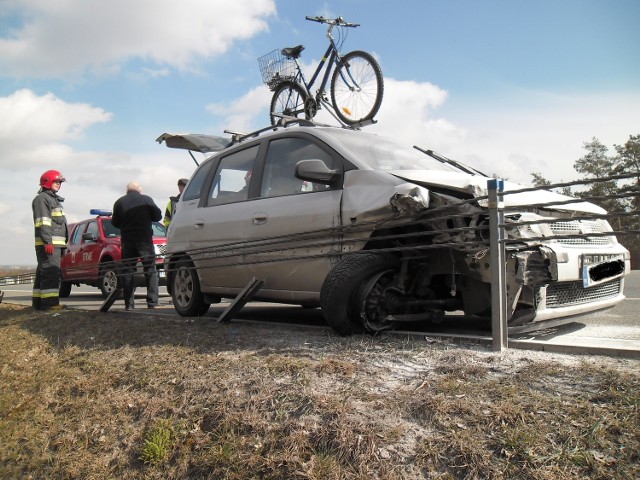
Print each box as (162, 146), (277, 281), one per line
(305, 15), (360, 27)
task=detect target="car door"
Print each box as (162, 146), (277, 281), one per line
(61, 222), (85, 281)
(75, 220), (104, 281)
(187, 145), (261, 290)
(244, 136), (344, 298)
(208, 135), (342, 302)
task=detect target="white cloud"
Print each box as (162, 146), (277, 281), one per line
(0, 0), (277, 77)
(436, 92), (640, 183)
(369, 78), (463, 149)
(0, 89), (112, 168)
(207, 86), (273, 132)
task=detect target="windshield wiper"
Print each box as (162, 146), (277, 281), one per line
(413, 146), (487, 176)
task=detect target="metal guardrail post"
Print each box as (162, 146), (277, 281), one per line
(488, 179), (508, 351)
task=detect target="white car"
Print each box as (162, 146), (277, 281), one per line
(158, 122), (630, 334)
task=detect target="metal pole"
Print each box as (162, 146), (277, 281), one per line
(488, 179), (508, 351)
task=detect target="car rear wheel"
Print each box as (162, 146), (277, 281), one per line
(171, 258), (210, 317)
(320, 252), (400, 335)
(99, 263), (119, 298)
(59, 280), (72, 298)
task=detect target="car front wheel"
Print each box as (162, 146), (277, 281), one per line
(99, 263), (119, 298)
(170, 258), (210, 317)
(320, 252), (400, 335)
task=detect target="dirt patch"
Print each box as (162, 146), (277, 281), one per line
(1, 304), (638, 479)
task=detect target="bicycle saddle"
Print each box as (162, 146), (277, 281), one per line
(281, 45), (305, 59)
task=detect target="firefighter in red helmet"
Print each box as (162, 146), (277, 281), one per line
(32, 170), (69, 310)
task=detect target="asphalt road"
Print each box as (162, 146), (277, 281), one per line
(2, 272), (639, 356)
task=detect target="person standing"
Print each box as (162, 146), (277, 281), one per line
(163, 178), (188, 228)
(111, 182), (162, 310)
(32, 170), (68, 311)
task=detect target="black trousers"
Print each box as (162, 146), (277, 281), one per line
(33, 246), (62, 309)
(121, 240), (159, 308)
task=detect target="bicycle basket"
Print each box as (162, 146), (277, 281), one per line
(258, 49), (296, 91)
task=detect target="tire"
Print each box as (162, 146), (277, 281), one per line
(320, 252), (399, 335)
(170, 258), (210, 317)
(59, 280), (72, 298)
(99, 263), (119, 298)
(270, 81), (308, 125)
(331, 50), (384, 125)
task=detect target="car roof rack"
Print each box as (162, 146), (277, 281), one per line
(225, 116), (336, 146)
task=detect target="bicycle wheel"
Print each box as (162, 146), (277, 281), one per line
(331, 50), (384, 125)
(269, 81), (308, 125)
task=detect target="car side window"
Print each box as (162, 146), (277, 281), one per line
(207, 145), (259, 206)
(70, 224), (84, 245)
(182, 161), (212, 202)
(84, 221), (98, 243)
(261, 137), (336, 198)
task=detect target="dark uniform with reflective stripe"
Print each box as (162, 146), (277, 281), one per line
(32, 189), (68, 309)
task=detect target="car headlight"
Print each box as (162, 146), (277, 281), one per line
(509, 212), (553, 239)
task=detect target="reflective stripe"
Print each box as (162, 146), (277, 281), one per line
(40, 289), (59, 298)
(34, 216), (52, 227)
(35, 237), (66, 246)
(51, 208), (64, 217)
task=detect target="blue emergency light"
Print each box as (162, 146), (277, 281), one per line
(90, 209), (112, 216)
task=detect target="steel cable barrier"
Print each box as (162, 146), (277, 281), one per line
(1, 173), (637, 350)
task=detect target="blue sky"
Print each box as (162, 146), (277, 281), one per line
(1, 0), (639, 265)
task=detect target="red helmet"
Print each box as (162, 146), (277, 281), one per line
(40, 170), (66, 189)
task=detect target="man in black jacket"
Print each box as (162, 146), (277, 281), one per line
(111, 182), (162, 310)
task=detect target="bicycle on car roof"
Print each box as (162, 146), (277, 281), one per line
(258, 15), (384, 127)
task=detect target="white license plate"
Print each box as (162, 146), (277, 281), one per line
(158, 270), (166, 278)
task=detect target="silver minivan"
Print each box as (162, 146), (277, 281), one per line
(159, 121), (630, 335)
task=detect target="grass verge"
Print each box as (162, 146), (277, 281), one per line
(0, 304), (638, 479)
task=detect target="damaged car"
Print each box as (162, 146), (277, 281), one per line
(158, 120), (630, 334)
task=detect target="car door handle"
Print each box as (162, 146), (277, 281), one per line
(194, 220), (205, 230)
(252, 213), (268, 225)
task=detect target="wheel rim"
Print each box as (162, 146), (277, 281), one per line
(174, 266), (194, 308)
(332, 52), (383, 124)
(271, 83), (306, 124)
(355, 269), (397, 331)
(101, 270), (117, 293)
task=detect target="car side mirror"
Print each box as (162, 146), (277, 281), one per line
(82, 232), (97, 242)
(295, 159), (339, 185)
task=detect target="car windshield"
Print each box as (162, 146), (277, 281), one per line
(102, 219), (120, 238)
(326, 130), (460, 172)
(102, 219), (167, 238)
(152, 222), (167, 237)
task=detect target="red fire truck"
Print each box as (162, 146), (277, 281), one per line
(60, 210), (167, 297)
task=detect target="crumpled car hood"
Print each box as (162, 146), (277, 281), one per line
(388, 170), (606, 215)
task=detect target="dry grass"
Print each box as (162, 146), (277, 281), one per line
(0, 303), (638, 479)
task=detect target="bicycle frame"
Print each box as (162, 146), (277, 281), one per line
(293, 27), (363, 108)
(298, 44), (336, 99)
